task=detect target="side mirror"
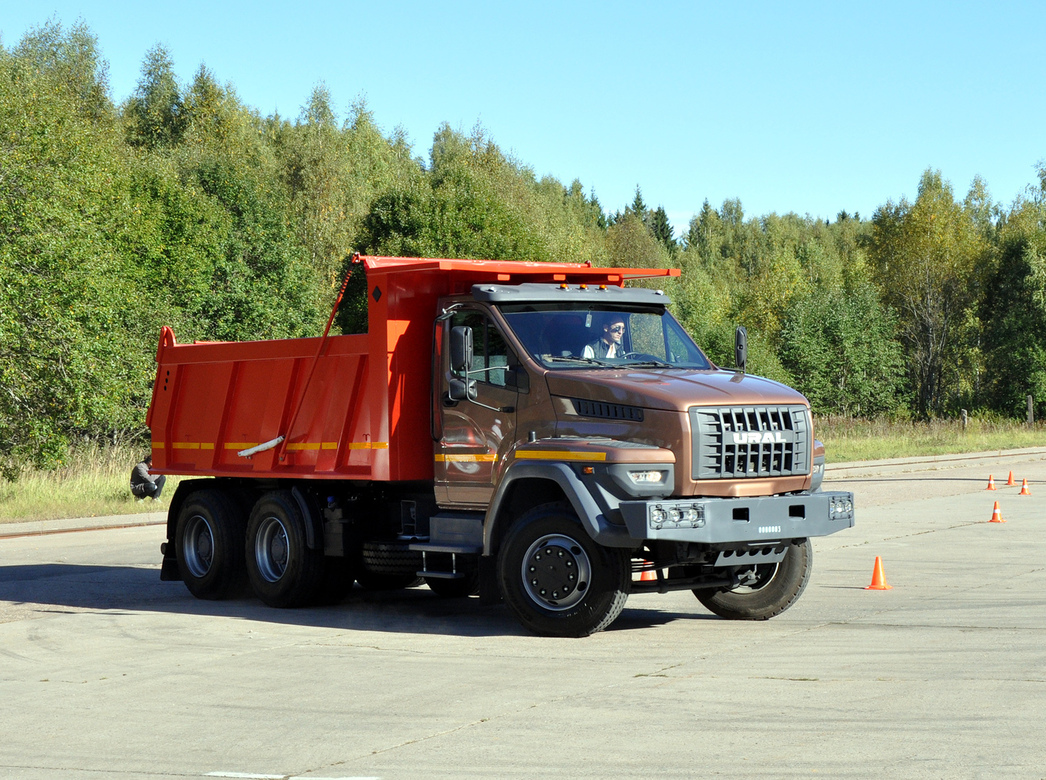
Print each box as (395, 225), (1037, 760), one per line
(450, 326), (473, 374)
(447, 377), (478, 403)
(734, 325), (748, 373)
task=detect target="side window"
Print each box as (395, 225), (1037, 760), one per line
(451, 310), (510, 388)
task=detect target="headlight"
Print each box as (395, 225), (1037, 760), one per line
(628, 470), (667, 485)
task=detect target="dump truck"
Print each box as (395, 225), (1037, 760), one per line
(149, 254), (854, 636)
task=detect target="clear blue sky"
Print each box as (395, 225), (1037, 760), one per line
(4, 1), (1045, 234)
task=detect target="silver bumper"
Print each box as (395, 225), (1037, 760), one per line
(619, 490), (854, 544)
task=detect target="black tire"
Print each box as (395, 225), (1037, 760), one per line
(694, 539), (812, 620)
(497, 502), (631, 637)
(245, 491), (325, 608)
(357, 540), (423, 590)
(425, 571), (480, 598)
(360, 540), (423, 575)
(174, 489), (247, 600)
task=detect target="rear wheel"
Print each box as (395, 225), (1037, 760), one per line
(497, 502), (630, 637)
(246, 491), (324, 608)
(694, 539), (812, 620)
(174, 489), (246, 600)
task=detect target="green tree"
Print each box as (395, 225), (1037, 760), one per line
(780, 284), (905, 416)
(124, 45), (183, 149)
(0, 23), (159, 475)
(980, 174), (1046, 419)
(649, 205), (677, 255)
(605, 211), (668, 268)
(869, 170), (986, 417)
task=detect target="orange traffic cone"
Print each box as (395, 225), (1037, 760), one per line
(864, 556), (892, 590)
(638, 562), (657, 582)
(989, 501), (1005, 523)
(1006, 471), (1016, 486)
(1019, 479), (1031, 496)
(986, 475), (997, 490)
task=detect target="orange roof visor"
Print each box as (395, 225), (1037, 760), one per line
(359, 254), (679, 293)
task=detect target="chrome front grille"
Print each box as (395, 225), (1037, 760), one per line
(690, 405), (811, 480)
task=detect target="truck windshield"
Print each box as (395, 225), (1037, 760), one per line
(499, 304), (713, 370)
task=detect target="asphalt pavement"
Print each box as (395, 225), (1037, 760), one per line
(1, 449), (1044, 779)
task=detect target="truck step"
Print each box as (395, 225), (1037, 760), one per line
(409, 543), (480, 580)
(408, 541), (483, 555)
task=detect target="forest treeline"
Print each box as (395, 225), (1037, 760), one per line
(2, 22), (1046, 478)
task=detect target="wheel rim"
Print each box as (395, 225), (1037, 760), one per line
(253, 515), (290, 583)
(732, 563), (780, 593)
(183, 514), (214, 579)
(520, 534), (592, 611)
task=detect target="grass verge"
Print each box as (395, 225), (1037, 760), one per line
(816, 417), (1046, 462)
(0, 444), (182, 524)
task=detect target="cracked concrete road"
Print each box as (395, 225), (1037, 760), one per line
(1, 450), (1044, 779)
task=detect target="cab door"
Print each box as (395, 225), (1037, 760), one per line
(435, 309), (519, 507)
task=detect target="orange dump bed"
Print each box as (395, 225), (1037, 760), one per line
(146, 255), (679, 482)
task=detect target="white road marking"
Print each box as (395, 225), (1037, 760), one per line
(207, 769), (380, 773)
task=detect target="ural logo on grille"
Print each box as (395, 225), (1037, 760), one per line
(732, 431), (791, 445)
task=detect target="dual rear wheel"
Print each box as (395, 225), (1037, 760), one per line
(175, 489), (336, 608)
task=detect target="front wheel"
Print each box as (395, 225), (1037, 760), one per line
(497, 503), (630, 637)
(694, 539), (812, 620)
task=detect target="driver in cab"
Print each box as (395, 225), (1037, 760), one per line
(583, 314), (625, 359)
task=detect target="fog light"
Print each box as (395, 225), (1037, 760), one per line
(830, 495), (854, 520)
(650, 506), (667, 530)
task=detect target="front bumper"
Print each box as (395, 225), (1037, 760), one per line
(619, 490), (854, 544)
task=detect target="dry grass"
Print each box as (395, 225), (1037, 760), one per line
(0, 444), (181, 524)
(815, 416), (1046, 463)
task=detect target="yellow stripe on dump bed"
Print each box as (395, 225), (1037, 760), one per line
(222, 441), (384, 451)
(286, 442), (342, 451)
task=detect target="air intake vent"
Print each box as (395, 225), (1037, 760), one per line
(573, 398), (644, 422)
(690, 405), (810, 480)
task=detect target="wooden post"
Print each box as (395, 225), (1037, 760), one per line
(961, 409), (968, 431)
(1029, 395), (1035, 426)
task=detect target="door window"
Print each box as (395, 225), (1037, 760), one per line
(451, 310), (510, 388)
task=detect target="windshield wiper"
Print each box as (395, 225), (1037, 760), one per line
(544, 355), (613, 366)
(621, 359), (673, 368)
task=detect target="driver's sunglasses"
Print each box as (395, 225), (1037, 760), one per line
(608, 325), (625, 333)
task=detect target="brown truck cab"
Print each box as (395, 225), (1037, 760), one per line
(152, 256), (854, 636)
